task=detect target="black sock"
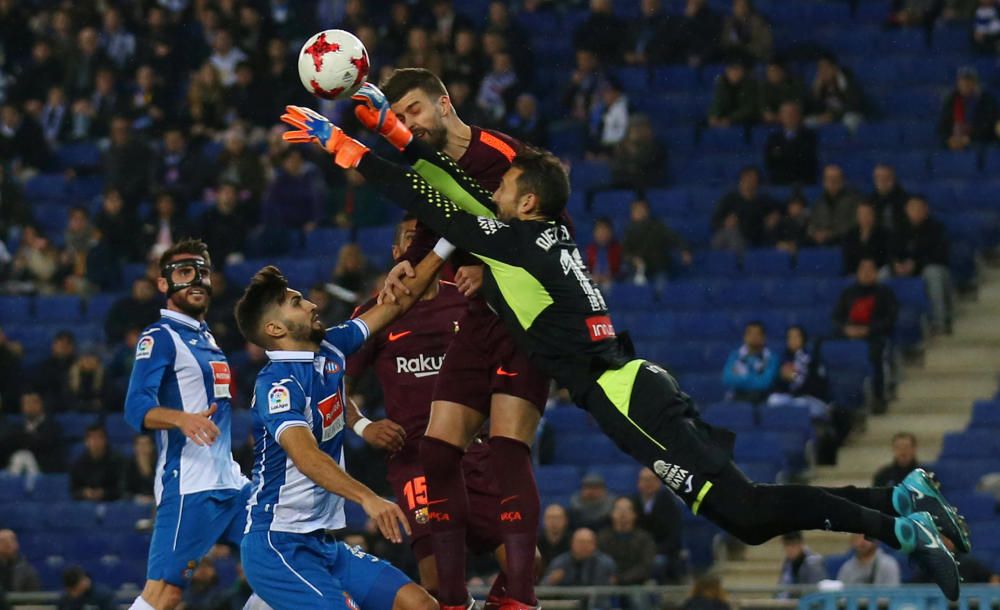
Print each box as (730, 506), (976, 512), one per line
(820, 486), (896, 515)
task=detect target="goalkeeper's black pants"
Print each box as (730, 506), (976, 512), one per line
(576, 359), (900, 547)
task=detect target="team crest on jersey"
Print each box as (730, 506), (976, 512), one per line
(324, 360), (341, 375)
(317, 393), (345, 441)
(135, 336), (155, 360)
(268, 385), (291, 414)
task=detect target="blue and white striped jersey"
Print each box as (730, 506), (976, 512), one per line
(245, 319), (370, 534)
(124, 309), (246, 504)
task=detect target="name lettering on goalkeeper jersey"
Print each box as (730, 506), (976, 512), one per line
(560, 249), (607, 312)
(535, 225), (572, 251)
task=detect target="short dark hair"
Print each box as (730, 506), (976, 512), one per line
(159, 238), (211, 269)
(394, 213), (417, 248)
(745, 320), (766, 334)
(62, 566), (87, 589)
(892, 431), (917, 445)
(782, 531), (804, 543)
(54, 330), (76, 344)
(739, 165), (760, 179)
(85, 423), (106, 437)
(594, 216), (613, 230)
(380, 68), (448, 104)
(234, 266), (289, 347)
(511, 147), (569, 220)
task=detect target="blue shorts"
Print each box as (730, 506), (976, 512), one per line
(147, 484), (251, 586)
(241, 531), (412, 610)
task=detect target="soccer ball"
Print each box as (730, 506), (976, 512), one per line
(297, 29), (370, 100)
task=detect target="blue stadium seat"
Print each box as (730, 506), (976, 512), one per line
(100, 501), (153, 528)
(553, 433), (628, 465)
(122, 262), (148, 286)
(104, 417), (135, 445)
(760, 406), (814, 443)
(616, 66), (650, 94)
(971, 400), (1000, 428)
(672, 312), (734, 341)
(737, 461), (780, 483)
(0, 474), (26, 502)
(304, 227), (350, 257)
(0, 295), (32, 322)
(83, 293), (123, 322)
(853, 122), (903, 150)
(56, 142), (102, 170)
(680, 373), (726, 404)
(45, 501), (100, 530)
(733, 432), (786, 470)
(700, 127), (748, 152)
(516, 11), (560, 35)
(795, 248), (843, 277)
(33, 295), (83, 323)
(700, 403), (755, 430)
(877, 28), (928, 53)
(821, 340), (871, 372)
(603, 283), (656, 311)
(943, 492), (996, 521)
(764, 278), (817, 307)
(930, 151), (980, 180)
(652, 66), (699, 92)
(940, 430), (999, 459)
(70, 175), (104, 202)
(694, 250), (740, 277)
(592, 189), (636, 211)
(548, 123), (586, 159)
(742, 249), (791, 276)
(567, 159), (612, 191)
(273, 258), (322, 289)
(816, 124), (852, 150)
(589, 465), (639, 495)
(930, 460), (997, 491)
(971, 521), (1000, 551)
(646, 188), (690, 217)
(543, 407), (596, 433)
(34, 203), (70, 236)
(886, 277), (930, 314)
(619, 312), (674, 339)
(55, 413), (99, 440)
(706, 279), (767, 309)
(24, 173), (70, 202)
(662, 281), (708, 309)
(535, 466), (581, 496)
(26, 473), (71, 501)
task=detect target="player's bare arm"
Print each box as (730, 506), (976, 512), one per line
(356, 244), (450, 335)
(278, 424), (410, 543)
(141, 404), (220, 446)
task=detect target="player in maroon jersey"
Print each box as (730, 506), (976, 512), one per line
(346, 215), (515, 602)
(354, 70), (546, 610)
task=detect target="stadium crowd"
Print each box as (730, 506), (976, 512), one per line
(1, 0), (1000, 605)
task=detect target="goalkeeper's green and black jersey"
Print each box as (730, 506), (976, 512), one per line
(356, 141), (630, 398)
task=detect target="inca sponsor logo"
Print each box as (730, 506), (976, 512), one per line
(396, 354), (444, 378)
(428, 511), (451, 522)
(586, 315), (616, 341)
(653, 460), (690, 492)
(500, 511), (522, 522)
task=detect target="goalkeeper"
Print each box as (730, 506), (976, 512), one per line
(280, 93), (967, 602)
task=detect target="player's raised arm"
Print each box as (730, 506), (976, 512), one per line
(353, 84), (498, 218)
(280, 106), (516, 262)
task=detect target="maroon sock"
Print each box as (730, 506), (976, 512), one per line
(420, 436), (469, 606)
(487, 570), (507, 601)
(489, 436), (539, 606)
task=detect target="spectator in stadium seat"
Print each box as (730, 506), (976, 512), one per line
(760, 60), (805, 124)
(0, 165), (30, 238)
(722, 321), (780, 405)
(213, 127), (266, 202)
(398, 27), (445, 78)
(870, 164), (910, 231)
(506, 93), (547, 147)
(805, 54), (865, 132)
(12, 39), (63, 106)
(0, 530), (40, 593)
(128, 65), (167, 134)
(711, 210), (746, 253)
(810, 164), (860, 245)
(770, 194), (812, 253)
(476, 51), (520, 124)
(11, 226), (61, 293)
(0, 103), (51, 174)
(832, 258), (898, 408)
(887, 0), (946, 28)
(35, 330), (77, 408)
(673, 0), (723, 67)
(100, 7), (136, 71)
(182, 557), (228, 610)
(69, 424), (123, 502)
(623, 198), (691, 284)
(39, 86), (70, 147)
(233, 342), (267, 411)
(708, 57), (761, 128)
(2, 392), (63, 474)
(609, 114), (667, 192)
(63, 28), (109, 100)
(105, 278), (161, 346)
(564, 49), (608, 123)
(911, 535), (1000, 584)
(973, 0), (1000, 53)
(208, 31), (247, 88)
(156, 127), (205, 205)
(597, 497), (657, 585)
(103, 328), (140, 415)
(836, 534), (901, 585)
(938, 66), (1000, 150)
(89, 68), (124, 139)
(842, 200), (890, 274)
(67, 351), (105, 412)
(589, 78), (630, 155)
(229, 62), (270, 128)
(890, 195), (953, 332)
(767, 326), (830, 419)
(0, 327), (23, 413)
(573, 0), (629, 64)
(625, 0), (672, 65)
(94, 188), (139, 261)
(585, 217), (624, 289)
(62, 206), (96, 294)
(122, 434), (156, 503)
(872, 432), (922, 488)
(720, 0), (774, 63)
(681, 574), (732, 610)
(201, 182), (248, 266)
(539, 504), (572, 573)
(543, 528), (616, 586)
(764, 100), (818, 185)
(712, 166), (781, 246)
(778, 532), (827, 587)
(141, 191), (191, 262)
(633, 468), (684, 569)
(569, 472), (615, 530)
(445, 29), (485, 88)
(182, 63), (227, 137)
(104, 115), (153, 205)
(57, 566), (114, 610)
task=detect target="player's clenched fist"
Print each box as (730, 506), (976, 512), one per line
(362, 419), (406, 453)
(361, 493), (411, 544)
(177, 403), (221, 446)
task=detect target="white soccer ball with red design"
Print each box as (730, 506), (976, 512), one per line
(297, 29), (369, 100)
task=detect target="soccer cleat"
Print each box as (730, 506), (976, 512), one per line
(892, 468), (972, 553)
(495, 598), (541, 610)
(483, 595), (502, 610)
(896, 512), (961, 601)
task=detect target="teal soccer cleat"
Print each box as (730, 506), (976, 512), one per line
(896, 512), (961, 601)
(892, 468), (972, 553)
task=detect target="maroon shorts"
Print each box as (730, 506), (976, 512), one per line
(432, 303), (549, 413)
(387, 439), (502, 561)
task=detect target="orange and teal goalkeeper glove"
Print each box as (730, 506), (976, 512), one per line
(351, 83), (413, 150)
(280, 105), (369, 169)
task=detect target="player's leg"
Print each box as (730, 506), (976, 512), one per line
(386, 460), (439, 596)
(241, 531), (354, 610)
(421, 399), (486, 608)
(223, 484), (273, 610)
(487, 395), (541, 609)
(332, 540), (436, 610)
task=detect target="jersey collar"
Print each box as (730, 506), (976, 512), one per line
(266, 350), (315, 362)
(161, 308), (202, 330)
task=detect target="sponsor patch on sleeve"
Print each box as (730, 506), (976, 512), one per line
(267, 385), (291, 414)
(136, 335), (155, 360)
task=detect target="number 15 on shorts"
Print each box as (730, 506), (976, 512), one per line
(403, 476), (429, 524)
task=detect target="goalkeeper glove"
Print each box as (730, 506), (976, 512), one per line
(280, 105), (369, 169)
(351, 83), (413, 150)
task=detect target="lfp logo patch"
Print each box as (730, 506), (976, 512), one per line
(136, 336), (155, 360)
(268, 385), (291, 414)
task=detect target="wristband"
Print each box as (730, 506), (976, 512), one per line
(433, 238), (456, 260)
(353, 417), (373, 437)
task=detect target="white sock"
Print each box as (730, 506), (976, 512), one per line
(242, 593), (273, 610)
(129, 596), (156, 610)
